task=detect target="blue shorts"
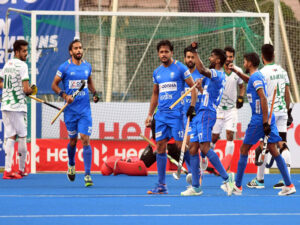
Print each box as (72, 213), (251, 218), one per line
(64, 111), (92, 138)
(243, 114), (282, 145)
(154, 110), (184, 142)
(190, 110), (216, 143)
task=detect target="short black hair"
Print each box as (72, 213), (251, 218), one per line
(261, 44), (274, 62)
(13, 40), (28, 53)
(184, 46), (196, 57)
(156, 40), (173, 52)
(224, 46), (235, 56)
(244, 52), (260, 67)
(68, 39), (81, 51)
(211, 48), (226, 66)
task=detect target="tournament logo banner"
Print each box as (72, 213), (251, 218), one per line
(0, 0), (75, 94)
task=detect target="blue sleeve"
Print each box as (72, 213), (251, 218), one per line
(88, 63), (92, 78)
(56, 63), (66, 80)
(178, 62), (191, 80)
(252, 75), (264, 91)
(153, 70), (158, 84)
(210, 69), (221, 82)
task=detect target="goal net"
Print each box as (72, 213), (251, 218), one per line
(4, 9), (269, 172)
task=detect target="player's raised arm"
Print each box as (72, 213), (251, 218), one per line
(190, 42), (212, 78)
(145, 84), (158, 127)
(228, 63), (249, 83)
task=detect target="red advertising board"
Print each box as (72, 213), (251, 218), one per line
(11, 139), (258, 174)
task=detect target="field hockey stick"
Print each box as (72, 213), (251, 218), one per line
(28, 95), (61, 111)
(51, 80), (86, 125)
(169, 83), (197, 110)
(139, 133), (188, 174)
(257, 86), (277, 166)
(173, 116), (190, 180)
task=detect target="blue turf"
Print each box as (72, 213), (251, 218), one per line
(0, 173), (300, 225)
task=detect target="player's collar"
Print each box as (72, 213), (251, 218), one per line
(265, 62), (275, 66)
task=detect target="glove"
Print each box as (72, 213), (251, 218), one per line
(236, 96), (244, 109)
(93, 91), (100, 103)
(263, 122), (271, 136)
(30, 84), (38, 95)
(186, 106), (196, 121)
(191, 42), (198, 50)
(287, 108), (293, 127)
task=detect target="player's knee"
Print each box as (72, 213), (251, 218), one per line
(156, 140), (167, 154)
(69, 138), (77, 147)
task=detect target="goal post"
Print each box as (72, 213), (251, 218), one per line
(5, 9), (270, 173)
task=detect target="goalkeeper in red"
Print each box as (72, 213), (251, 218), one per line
(228, 52), (296, 196)
(52, 39), (99, 187)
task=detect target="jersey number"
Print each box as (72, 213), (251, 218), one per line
(4, 75), (12, 89)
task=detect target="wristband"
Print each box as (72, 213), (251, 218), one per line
(58, 90), (65, 97)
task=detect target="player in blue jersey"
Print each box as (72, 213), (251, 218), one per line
(182, 46), (204, 180)
(181, 43), (235, 196)
(227, 52), (296, 196)
(145, 40), (197, 194)
(51, 39), (100, 187)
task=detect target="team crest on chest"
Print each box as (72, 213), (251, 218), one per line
(85, 70), (88, 75)
(170, 72), (175, 79)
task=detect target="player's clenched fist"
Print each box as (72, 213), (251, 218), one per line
(145, 115), (153, 128)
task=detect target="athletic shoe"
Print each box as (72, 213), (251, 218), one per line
(233, 183), (243, 196)
(17, 170), (28, 177)
(67, 165), (76, 182)
(147, 184), (168, 194)
(220, 173), (234, 196)
(84, 175), (94, 187)
(247, 178), (265, 189)
(181, 186), (203, 196)
(3, 171), (22, 179)
(273, 180), (284, 189)
(200, 157), (208, 171)
(186, 173), (192, 185)
(278, 184), (296, 196)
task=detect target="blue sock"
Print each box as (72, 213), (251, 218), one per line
(206, 149), (228, 181)
(184, 151), (191, 172)
(236, 154), (248, 187)
(67, 143), (76, 166)
(275, 155), (292, 186)
(83, 145), (92, 175)
(190, 154), (200, 188)
(156, 153), (167, 184)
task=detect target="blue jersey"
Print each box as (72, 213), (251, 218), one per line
(153, 60), (191, 113)
(246, 70), (267, 116)
(56, 59), (92, 114)
(198, 69), (225, 113)
(183, 69), (203, 113)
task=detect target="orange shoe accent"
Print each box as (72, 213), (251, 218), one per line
(287, 184), (295, 188)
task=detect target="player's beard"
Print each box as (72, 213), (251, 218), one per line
(161, 57), (171, 65)
(209, 62), (215, 69)
(186, 62), (195, 69)
(73, 52), (82, 60)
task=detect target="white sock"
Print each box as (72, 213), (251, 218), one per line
(257, 153), (269, 181)
(281, 149), (291, 175)
(225, 141), (234, 156)
(4, 138), (15, 172)
(18, 137), (27, 172)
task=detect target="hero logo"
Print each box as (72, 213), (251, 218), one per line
(159, 82), (177, 93)
(0, 0), (37, 3)
(69, 80), (86, 89)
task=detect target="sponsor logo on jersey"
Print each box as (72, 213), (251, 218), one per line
(184, 70), (190, 77)
(155, 131), (162, 138)
(69, 80), (87, 89)
(160, 93), (173, 101)
(56, 70), (62, 77)
(159, 82), (177, 93)
(247, 93), (252, 103)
